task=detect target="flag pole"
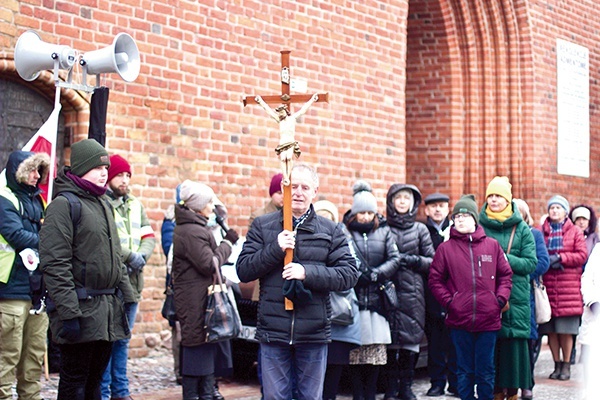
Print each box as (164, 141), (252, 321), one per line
(46, 85), (61, 203)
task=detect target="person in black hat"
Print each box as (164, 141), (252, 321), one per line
(421, 193), (458, 397)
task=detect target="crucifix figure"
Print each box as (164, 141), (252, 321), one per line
(254, 93), (319, 185)
(244, 50), (328, 310)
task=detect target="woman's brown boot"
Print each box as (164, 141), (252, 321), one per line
(549, 361), (562, 379)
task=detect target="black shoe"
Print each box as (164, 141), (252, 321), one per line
(426, 386), (445, 397)
(447, 387), (459, 397)
(398, 387), (417, 400)
(213, 382), (225, 400)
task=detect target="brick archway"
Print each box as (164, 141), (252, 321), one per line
(405, 0), (533, 204)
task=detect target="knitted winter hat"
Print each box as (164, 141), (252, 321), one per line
(269, 173), (283, 197)
(548, 195), (570, 213)
(314, 200), (339, 223)
(453, 194), (479, 224)
(351, 180), (378, 215)
(107, 154), (132, 182)
(485, 176), (512, 202)
(70, 139), (110, 177)
(179, 179), (215, 212)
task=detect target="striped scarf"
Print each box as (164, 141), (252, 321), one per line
(547, 221), (564, 254)
(293, 208), (311, 230)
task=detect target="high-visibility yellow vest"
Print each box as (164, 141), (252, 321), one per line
(113, 197), (142, 252)
(0, 187), (20, 283)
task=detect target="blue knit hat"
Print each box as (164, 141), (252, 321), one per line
(547, 195), (570, 213)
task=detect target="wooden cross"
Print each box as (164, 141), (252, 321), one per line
(244, 50), (328, 310)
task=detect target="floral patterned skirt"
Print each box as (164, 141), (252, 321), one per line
(349, 343), (387, 365)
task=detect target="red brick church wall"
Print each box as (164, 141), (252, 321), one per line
(1, 0), (600, 356)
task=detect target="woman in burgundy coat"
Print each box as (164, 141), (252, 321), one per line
(429, 195), (513, 400)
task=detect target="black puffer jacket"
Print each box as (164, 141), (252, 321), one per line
(343, 212), (400, 317)
(237, 205), (358, 345)
(386, 184), (435, 346)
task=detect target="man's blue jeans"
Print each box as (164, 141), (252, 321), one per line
(260, 342), (327, 400)
(100, 302), (137, 399)
(450, 329), (497, 400)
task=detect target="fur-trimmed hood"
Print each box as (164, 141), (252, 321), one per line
(5, 151), (50, 193)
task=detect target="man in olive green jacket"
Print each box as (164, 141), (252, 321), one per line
(40, 139), (135, 400)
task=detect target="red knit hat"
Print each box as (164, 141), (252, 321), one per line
(107, 154), (132, 182)
(269, 173), (283, 197)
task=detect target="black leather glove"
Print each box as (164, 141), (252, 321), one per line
(127, 252), (146, 272)
(59, 318), (81, 342)
(224, 229), (239, 245)
(358, 272), (371, 285)
(402, 254), (421, 269)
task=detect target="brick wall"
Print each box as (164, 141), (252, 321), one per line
(1, 0), (410, 357)
(1, 0), (599, 356)
(526, 0), (600, 217)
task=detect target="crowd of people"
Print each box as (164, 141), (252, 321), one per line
(1, 137), (598, 400)
(230, 170), (595, 400)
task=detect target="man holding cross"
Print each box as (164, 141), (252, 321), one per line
(237, 164), (358, 400)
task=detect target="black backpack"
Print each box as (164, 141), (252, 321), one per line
(56, 192), (82, 231)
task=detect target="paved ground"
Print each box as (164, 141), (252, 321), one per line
(38, 340), (585, 399)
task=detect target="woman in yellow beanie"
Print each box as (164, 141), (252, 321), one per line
(478, 176), (538, 400)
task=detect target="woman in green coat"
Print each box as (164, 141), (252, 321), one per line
(478, 177), (537, 400)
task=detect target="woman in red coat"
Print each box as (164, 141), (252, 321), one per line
(540, 195), (587, 381)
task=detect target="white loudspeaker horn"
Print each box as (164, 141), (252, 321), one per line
(81, 33), (140, 82)
(15, 30), (77, 81)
